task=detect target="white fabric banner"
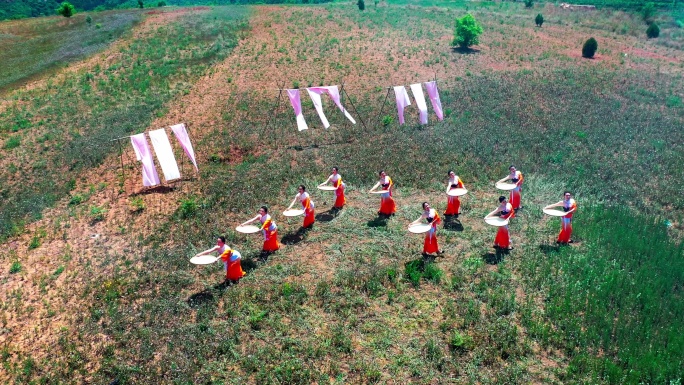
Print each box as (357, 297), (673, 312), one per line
(410, 83), (428, 125)
(306, 88), (330, 128)
(170, 123), (199, 172)
(393, 86), (411, 125)
(319, 86), (356, 124)
(149, 128), (181, 182)
(287, 89), (309, 131)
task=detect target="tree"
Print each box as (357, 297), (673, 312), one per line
(646, 23), (660, 38)
(138, 0), (144, 9)
(535, 13), (543, 27)
(582, 37), (597, 58)
(56, 2), (75, 18)
(525, 0), (533, 8)
(452, 14), (483, 49)
(158, 1), (166, 6)
(357, 0), (365, 10)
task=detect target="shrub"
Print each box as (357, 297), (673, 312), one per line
(10, 261), (21, 274)
(646, 23), (660, 38)
(525, 0), (533, 8)
(85, 15), (92, 25)
(4, 136), (20, 150)
(535, 13), (544, 27)
(676, 20), (683, 29)
(157, 1), (166, 6)
(57, 2), (75, 18)
(89, 205), (106, 223)
(178, 197), (198, 219)
(582, 37), (598, 58)
(357, 0), (365, 11)
(452, 14), (483, 49)
(130, 197), (145, 212)
(138, 0), (144, 9)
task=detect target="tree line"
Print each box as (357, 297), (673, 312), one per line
(0, 0), (333, 21)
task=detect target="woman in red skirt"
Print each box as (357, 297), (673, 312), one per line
(486, 196), (515, 250)
(410, 202), (443, 256)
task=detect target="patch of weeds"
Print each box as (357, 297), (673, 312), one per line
(177, 197), (198, 219)
(449, 330), (473, 353)
(53, 265), (65, 278)
(69, 194), (86, 206)
(10, 261), (21, 274)
(129, 196), (145, 212)
(89, 205), (106, 223)
(3, 136), (21, 150)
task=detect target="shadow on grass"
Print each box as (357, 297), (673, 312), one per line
(539, 244), (561, 254)
(281, 226), (312, 245)
(451, 46), (480, 55)
(443, 215), (464, 232)
(132, 185), (176, 195)
(315, 208), (340, 223)
(187, 290), (215, 308)
(241, 253), (261, 273)
(367, 214), (391, 227)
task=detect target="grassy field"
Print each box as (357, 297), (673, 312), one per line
(1, 2), (683, 384)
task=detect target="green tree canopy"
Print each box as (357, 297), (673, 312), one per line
(582, 37), (598, 58)
(57, 2), (76, 17)
(452, 13), (483, 49)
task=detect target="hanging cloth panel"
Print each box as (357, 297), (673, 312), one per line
(170, 123), (199, 172)
(287, 89), (309, 131)
(306, 88), (330, 128)
(319, 86), (356, 124)
(393, 86), (412, 125)
(410, 83), (428, 125)
(130, 133), (160, 187)
(424, 81), (444, 121)
(149, 128), (181, 182)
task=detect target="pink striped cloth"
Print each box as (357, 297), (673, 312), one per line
(410, 83), (428, 125)
(170, 123), (198, 172)
(287, 89), (308, 131)
(393, 86), (412, 125)
(130, 133), (160, 187)
(424, 81), (444, 121)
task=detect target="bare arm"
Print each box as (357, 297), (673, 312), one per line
(497, 175), (511, 184)
(193, 245), (218, 258)
(240, 215), (261, 226)
(544, 200), (564, 210)
(286, 194), (299, 210)
(410, 213), (428, 226)
(369, 181), (381, 192)
(318, 175), (333, 187)
(485, 207), (501, 219)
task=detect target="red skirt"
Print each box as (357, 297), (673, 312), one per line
(334, 189), (346, 208)
(558, 217), (572, 243)
(444, 196), (460, 215)
(225, 260), (245, 281)
(510, 189), (521, 210)
(303, 208), (315, 228)
(423, 230), (439, 254)
(494, 226), (510, 248)
(263, 230), (280, 252)
(379, 196), (396, 215)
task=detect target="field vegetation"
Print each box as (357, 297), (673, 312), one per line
(1, 1), (683, 384)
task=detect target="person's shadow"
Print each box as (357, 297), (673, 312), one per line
(483, 249), (506, 265)
(367, 213), (390, 227)
(315, 208), (337, 223)
(443, 215), (464, 232)
(281, 226), (312, 245)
